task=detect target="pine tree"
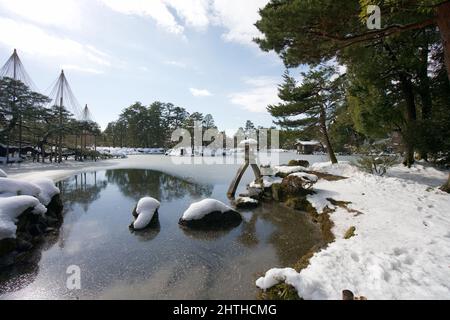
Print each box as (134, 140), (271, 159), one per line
(268, 67), (344, 164)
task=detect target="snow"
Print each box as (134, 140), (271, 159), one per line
(0, 178), (41, 198)
(236, 197), (258, 204)
(181, 199), (233, 221)
(31, 178), (60, 206)
(97, 147), (166, 157)
(289, 172), (319, 183)
(0, 195), (47, 240)
(257, 162), (450, 300)
(133, 197), (160, 230)
(239, 139), (258, 146)
(0, 178), (59, 205)
(0, 169), (7, 178)
(296, 140), (321, 146)
(249, 176), (283, 189)
(274, 165), (308, 175)
(387, 163), (449, 187)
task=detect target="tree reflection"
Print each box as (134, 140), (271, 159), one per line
(58, 171), (108, 213)
(105, 169), (213, 201)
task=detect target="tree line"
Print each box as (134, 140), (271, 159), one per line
(255, 0), (450, 191)
(101, 102), (218, 148)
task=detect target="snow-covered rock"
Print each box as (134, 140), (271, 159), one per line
(274, 165), (308, 176)
(0, 169), (7, 178)
(235, 197), (259, 209)
(179, 199), (242, 229)
(289, 172), (319, 183)
(0, 196), (47, 240)
(181, 199), (232, 221)
(0, 178), (41, 198)
(31, 178), (60, 206)
(249, 176), (283, 189)
(132, 197), (160, 230)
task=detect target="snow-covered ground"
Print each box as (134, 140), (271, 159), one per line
(257, 162), (450, 300)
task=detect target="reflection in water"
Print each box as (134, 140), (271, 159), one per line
(58, 172), (108, 213)
(129, 214), (161, 241)
(0, 169), (321, 300)
(105, 169), (214, 202)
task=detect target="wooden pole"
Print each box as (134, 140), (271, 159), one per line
(227, 143), (261, 199)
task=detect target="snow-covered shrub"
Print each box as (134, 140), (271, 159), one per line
(355, 144), (399, 176)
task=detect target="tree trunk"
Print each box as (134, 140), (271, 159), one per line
(436, 2), (450, 192)
(319, 106), (338, 164)
(436, 1), (450, 81)
(399, 73), (417, 167)
(418, 41), (433, 161)
(441, 174), (450, 193)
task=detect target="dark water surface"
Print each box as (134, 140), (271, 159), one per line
(1, 169), (321, 299)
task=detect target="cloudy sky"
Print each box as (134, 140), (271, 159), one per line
(0, 0), (302, 130)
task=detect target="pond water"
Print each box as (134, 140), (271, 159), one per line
(0, 165), (323, 300)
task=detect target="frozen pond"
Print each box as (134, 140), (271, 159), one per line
(0, 153), (354, 299)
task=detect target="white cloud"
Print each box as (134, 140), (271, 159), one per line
(98, 0), (184, 34)
(62, 64), (104, 75)
(164, 0), (210, 30)
(190, 87), (212, 97)
(0, 18), (111, 72)
(211, 0), (269, 45)
(0, 0), (82, 30)
(229, 76), (280, 113)
(98, 0), (269, 45)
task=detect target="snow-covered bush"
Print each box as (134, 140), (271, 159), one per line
(355, 144), (399, 176)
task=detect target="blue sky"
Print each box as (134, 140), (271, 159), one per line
(0, 0), (293, 131)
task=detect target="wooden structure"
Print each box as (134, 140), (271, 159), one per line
(227, 142), (261, 199)
(295, 140), (324, 155)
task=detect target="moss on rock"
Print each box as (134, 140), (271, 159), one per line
(344, 226), (356, 239)
(288, 160), (310, 168)
(258, 283), (302, 300)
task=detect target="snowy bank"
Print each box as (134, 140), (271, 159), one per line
(257, 162), (450, 300)
(0, 178), (60, 206)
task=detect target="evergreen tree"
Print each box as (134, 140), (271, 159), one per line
(268, 66), (344, 164)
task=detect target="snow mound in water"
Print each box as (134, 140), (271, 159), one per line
(133, 197), (160, 230)
(0, 195), (47, 240)
(181, 199), (233, 221)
